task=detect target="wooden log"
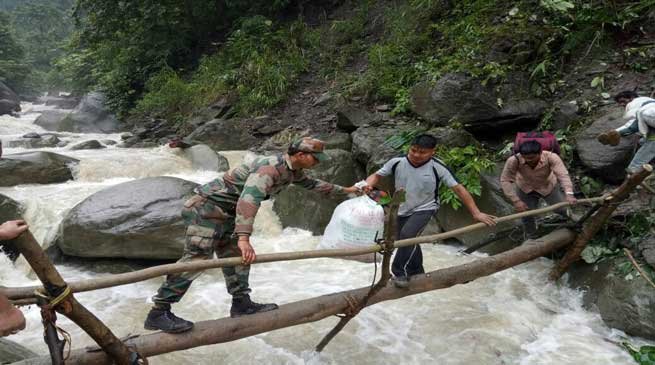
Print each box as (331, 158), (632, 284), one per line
(549, 165), (653, 280)
(12, 230), (139, 365)
(3, 197), (604, 303)
(14, 229), (576, 365)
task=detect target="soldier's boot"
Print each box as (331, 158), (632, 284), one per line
(144, 305), (193, 333)
(230, 295), (278, 318)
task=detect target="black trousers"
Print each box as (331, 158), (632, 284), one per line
(391, 210), (436, 278)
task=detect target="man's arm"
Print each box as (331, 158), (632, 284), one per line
(499, 157), (521, 203)
(0, 294), (25, 337)
(451, 184), (496, 226)
(548, 153), (576, 204)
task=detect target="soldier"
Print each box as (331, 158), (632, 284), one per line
(144, 137), (361, 333)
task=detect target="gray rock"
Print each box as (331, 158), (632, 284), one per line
(351, 125), (404, 175)
(101, 139), (117, 146)
(316, 132), (352, 151)
(120, 132), (133, 140)
(57, 176), (198, 259)
(0, 194), (23, 260)
(0, 81), (20, 116)
(0, 338), (37, 363)
(336, 104), (380, 132)
(313, 92), (332, 107)
(410, 73), (546, 131)
(22, 132), (40, 138)
(35, 111), (69, 132)
(70, 140), (106, 150)
(56, 92), (120, 133)
(568, 258), (655, 340)
(6, 135), (61, 149)
(575, 107), (634, 183)
(550, 101), (579, 130)
(42, 95), (79, 109)
(639, 236), (655, 268)
(186, 118), (258, 151)
(0, 151), (78, 186)
(183, 144), (230, 172)
(273, 149), (365, 234)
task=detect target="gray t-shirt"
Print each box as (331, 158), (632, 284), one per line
(377, 156), (459, 216)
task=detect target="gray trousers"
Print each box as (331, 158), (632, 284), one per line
(627, 139), (655, 173)
(516, 185), (566, 234)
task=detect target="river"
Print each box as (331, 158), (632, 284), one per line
(0, 103), (642, 364)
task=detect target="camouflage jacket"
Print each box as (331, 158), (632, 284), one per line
(194, 154), (344, 236)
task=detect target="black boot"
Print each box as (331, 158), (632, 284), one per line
(144, 306), (193, 333)
(230, 295), (278, 318)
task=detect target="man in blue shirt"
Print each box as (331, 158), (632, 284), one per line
(363, 134), (496, 287)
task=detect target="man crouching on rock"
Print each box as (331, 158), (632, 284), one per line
(145, 137), (361, 333)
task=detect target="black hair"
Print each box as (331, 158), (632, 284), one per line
(518, 140), (542, 155)
(613, 90), (639, 102)
(410, 134), (437, 149)
(287, 146), (300, 155)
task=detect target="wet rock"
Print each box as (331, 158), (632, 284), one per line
(313, 92), (332, 107)
(7, 135), (61, 149)
(22, 132), (40, 138)
(0, 81), (20, 116)
(410, 73), (546, 133)
(0, 194), (24, 261)
(0, 151), (78, 186)
(569, 259), (655, 340)
(575, 107), (634, 183)
(101, 139), (117, 146)
(186, 118), (258, 151)
(273, 149), (365, 234)
(183, 144), (230, 172)
(351, 125), (404, 174)
(42, 95), (79, 109)
(34, 110), (70, 131)
(0, 338), (37, 363)
(639, 236), (655, 268)
(336, 104), (380, 132)
(56, 92), (120, 133)
(120, 132), (133, 140)
(70, 140), (105, 150)
(57, 176), (198, 259)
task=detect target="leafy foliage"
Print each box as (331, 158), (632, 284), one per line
(0, 11), (29, 91)
(623, 342), (655, 365)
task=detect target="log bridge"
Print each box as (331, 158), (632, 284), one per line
(3, 165), (652, 364)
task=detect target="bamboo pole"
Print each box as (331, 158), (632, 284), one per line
(14, 229), (577, 365)
(549, 165), (653, 280)
(3, 196), (604, 304)
(12, 230), (139, 365)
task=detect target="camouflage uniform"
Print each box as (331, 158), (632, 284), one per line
(153, 145), (343, 305)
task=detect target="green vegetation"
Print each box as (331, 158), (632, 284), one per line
(623, 342), (655, 365)
(135, 17), (312, 125)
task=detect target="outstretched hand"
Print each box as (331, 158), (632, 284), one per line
(473, 212), (497, 226)
(0, 220), (28, 240)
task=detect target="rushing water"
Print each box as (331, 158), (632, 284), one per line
(0, 104), (646, 364)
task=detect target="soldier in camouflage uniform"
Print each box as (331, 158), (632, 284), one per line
(144, 137), (361, 333)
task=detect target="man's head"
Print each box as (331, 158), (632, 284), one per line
(518, 140), (542, 167)
(288, 137), (329, 169)
(614, 90), (639, 107)
(407, 134), (437, 166)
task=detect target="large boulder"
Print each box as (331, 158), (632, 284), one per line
(33, 110), (70, 131)
(42, 95), (79, 109)
(0, 81), (20, 116)
(568, 258), (655, 340)
(57, 177), (198, 259)
(183, 144), (229, 172)
(351, 125), (406, 174)
(336, 104), (380, 132)
(6, 134), (62, 149)
(436, 162), (519, 250)
(0, 338), (37, 363)
(273, 149), (365, 234)
(0, 151), (78, 186)
(575, 108), (635, 183)
(186, 118), (258, 151)
(410, 73), (546, 133)
(56, 92), (120, 133)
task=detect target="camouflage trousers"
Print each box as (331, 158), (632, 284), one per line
(152, 195), (250, 305)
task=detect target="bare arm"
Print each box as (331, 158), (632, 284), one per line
(451, 184), (496, 226)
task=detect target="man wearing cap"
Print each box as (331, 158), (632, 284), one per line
(145, 137), (361, 333)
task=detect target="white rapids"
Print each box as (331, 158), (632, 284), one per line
(0, 104), (646, 364)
